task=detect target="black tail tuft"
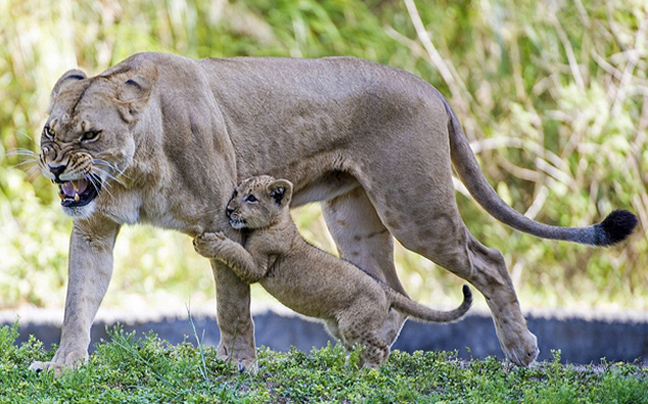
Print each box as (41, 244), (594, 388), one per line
(462, 285), (473, 305)
(596, 209), (638, 246)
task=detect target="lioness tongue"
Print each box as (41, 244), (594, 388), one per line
(60, 179), (89, 198)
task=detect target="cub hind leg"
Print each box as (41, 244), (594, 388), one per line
(337, 311), (391, 369)
(324, 319), (343, 341)
(340, 327), (390, 369)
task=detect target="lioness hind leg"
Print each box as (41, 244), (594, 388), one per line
(322, 187), (408, 346)
(322, 187), (406, 294)
(463, 233), (539, 366)
(377, 197), (539, 366)
(350, 131), (539, 366)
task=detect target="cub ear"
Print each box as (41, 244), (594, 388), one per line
(117, 75), (152, 123)
(48, 69), (87, 113)
(268, 179), (293, 206)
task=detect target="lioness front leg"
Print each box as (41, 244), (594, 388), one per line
(194, 232), (266, 283)
(211, 259), (258, 373)
(194, 232), (260, 372)
(29, 217), (120, 376)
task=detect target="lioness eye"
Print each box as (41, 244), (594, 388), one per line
(82, 130), (101, 141)
(245, 194), (257, 203)
(43, 126), (55, 139)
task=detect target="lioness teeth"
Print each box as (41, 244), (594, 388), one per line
(74, 193), (80, 202)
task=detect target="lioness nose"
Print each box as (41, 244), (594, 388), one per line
(48, 165), (66, 181)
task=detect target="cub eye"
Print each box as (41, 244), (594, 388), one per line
(43, 126), (55, 139)
(81, 130), (101, 142)
(245, 194), (257, 203)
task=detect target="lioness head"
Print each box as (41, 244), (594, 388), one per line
(38, 68), (152, 217)
(226, 175), (293, 230)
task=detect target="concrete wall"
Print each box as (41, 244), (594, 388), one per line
(3, 308), (647, 365)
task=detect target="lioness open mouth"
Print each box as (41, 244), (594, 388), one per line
(58, 178), (100, 208)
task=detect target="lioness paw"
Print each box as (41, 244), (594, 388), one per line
(237, 358), (259, 375)
(29, 361), (68, 377)
(498, 325), (539, 367)
(29, 349), (87, 377)
(216, 349), (258, 375)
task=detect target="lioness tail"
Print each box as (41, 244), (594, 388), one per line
(443, 99), (638, 246)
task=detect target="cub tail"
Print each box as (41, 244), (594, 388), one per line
(386, 284), (472, 323)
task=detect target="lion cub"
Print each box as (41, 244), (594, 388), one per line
(193, 175), (472, 368)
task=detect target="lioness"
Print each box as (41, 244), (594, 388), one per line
(32, 52), (637, 374)
(193, 175), (473, 368)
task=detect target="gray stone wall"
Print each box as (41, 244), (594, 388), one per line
(3, 308), (646, 365)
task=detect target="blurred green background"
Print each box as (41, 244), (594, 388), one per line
(0, 0), (646, 313)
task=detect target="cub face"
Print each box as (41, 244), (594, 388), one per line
(226, 175), (293, 230)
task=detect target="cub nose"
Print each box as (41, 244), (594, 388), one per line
(226, 206), (235, 217)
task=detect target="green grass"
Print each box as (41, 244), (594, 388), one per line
(1, 0), (647, 311)
(1, 324), (646, 403)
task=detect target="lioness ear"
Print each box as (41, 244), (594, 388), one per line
(268, 179), (293, 206)
(117, 75), (151, 123)
(48, 69), (87, 113)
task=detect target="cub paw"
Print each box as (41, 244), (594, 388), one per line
(193, 231), (228, 257)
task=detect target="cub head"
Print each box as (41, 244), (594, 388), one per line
(39, 65), (153, 218)
(226, 175), (293, 230)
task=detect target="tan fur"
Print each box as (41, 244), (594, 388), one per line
(193, 176), (473, 368)
(32, 52), (635, 374)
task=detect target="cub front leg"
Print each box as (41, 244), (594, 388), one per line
(194, 232), (266, 283)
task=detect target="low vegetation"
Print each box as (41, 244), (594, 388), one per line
(1, 1), (646, 309)
(0, 325), (646, 403)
